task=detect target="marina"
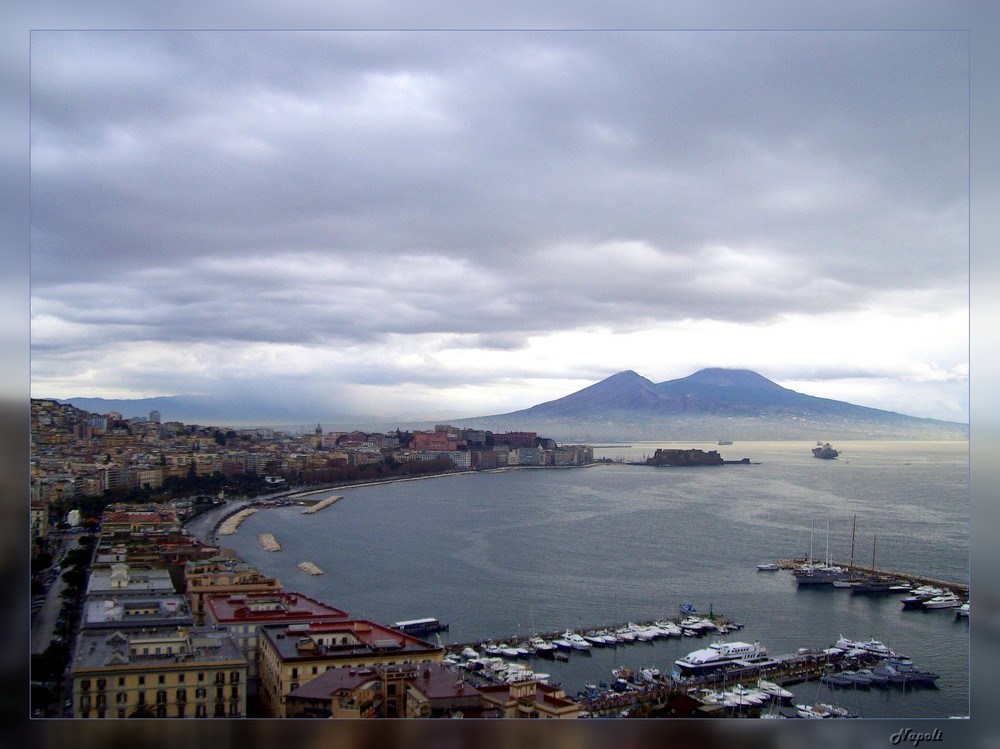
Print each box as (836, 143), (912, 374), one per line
(196, 439), (969, 719)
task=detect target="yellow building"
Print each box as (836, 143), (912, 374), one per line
(257, 620), (443, 718)
(70, 627), (247, 719)
(184, 558), (282, 625)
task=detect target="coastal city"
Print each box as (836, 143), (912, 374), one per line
(30, 398), (968, 720)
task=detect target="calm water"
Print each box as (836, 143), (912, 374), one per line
(211, 440), (969, 718)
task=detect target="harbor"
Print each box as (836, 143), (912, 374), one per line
(436, 613), (947, 718)
(205, 440), (969, 719)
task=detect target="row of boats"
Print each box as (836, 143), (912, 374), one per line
(473, 617), (738, 660)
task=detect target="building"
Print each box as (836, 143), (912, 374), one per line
(86, 563), (176, 596)
(283, 662), (488, 719)
(477, 679), (583, 719)
(100, 505), (182, 535)
(30, 500), (48, 543)
(184, 558), (282, 625)
(82, 593), (194, 631)
(70, 627), (247, 719)
(203, 592), (348, 699)
(257, 620), (444, 717)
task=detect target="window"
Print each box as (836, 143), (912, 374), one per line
(158, 674), (165, 684)
(156, 705), (166, 718)
(228, 702), (239, 717)
(156, 691), (167, 705)
(137, 692), (146, 705)
(138, 676), (145, 685)
(230, 685), (239, 699)
(176, 689), (187, 703)
(80, 680), (91, 691)
(215, 672), (225, 685)
(117, 677), (125, 687)
(291, 668), (298, 679)
(176, 705), (186, 718)
(214, 702), (225, 717)
(215, 687), (224, 700)
(196, 704), (207, 718)
(79, 695), (90, 709)
(96, 679), (107, 690)
(177, 674), (185, 683)
(117, 709), (126, 719)
(195, 687), (206, 699)
(116, 693), (128, 704)
(229, 672), (240, 683)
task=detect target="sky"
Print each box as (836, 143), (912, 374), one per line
(28, 28), (970, 424)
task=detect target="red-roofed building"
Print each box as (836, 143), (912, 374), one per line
(257, 620), (443, 717)
(478, 679), (583, 719)
(284, 662), (490, 719)
(204, 592), (349, 704)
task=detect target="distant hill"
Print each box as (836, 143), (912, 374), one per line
(451, 368), (969, 441)
(50, 368), (969, 441)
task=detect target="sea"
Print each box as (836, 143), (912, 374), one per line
(193, 440), (970, 719)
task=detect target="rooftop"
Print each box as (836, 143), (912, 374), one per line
(73, 626), (246, 671)
(205, 591), (348, 624)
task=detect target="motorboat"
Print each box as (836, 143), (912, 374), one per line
(956, 601), (970, 618)
(460, 646), (479, 660)
(757, 679), (794, 702)
(563, 630), (592, 650)
(614, 627), (637, 642)
(529, 635), (556, 656)
(582, 632), (608, 647)
(820, 672), (854, 688)
(757, 563), (779, 571)
(551, 637), (573, 651)
(922, 592), (962, 609)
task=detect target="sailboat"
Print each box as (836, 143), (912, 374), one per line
(833, 516), (864, 588)
(852, 533), (896, 594)
(793, 520), (849, 586)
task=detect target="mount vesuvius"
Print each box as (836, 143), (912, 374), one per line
(452, 368), (968, 442)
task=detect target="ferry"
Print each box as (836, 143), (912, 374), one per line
(674, 640), (769, 673)
(390, 617), (449, 636)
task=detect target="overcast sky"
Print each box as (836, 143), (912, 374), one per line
(29, 29), (969, 423)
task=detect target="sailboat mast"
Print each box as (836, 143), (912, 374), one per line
(872, 533), (877, 574)
(825, 519), (830, 567)
(809, 523), (814, 565)
(849, 515), (856, 575)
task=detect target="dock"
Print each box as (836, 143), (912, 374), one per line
(776, 558), (968, 597)
(302, 495), (341, 514)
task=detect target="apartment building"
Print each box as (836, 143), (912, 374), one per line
(257, 620), (443, 718)
(70, 626), (247, 719)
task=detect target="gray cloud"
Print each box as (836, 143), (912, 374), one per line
(29, 29), (969, 420)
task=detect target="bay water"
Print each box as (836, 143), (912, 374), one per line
(210, 440), (969, 718)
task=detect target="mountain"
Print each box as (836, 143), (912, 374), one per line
(452, 368), (969, 441)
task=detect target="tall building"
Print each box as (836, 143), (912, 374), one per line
(149, 410), (161, 424)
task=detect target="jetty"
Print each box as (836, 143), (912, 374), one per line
(298, 561), (324, 575)
(302, 495), (341, 514)
(216, 507), (258, 535)
(775, 558), (968, 597)
(258, 533), (281, 551)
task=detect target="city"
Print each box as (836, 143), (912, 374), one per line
(29, 397), (595, 719)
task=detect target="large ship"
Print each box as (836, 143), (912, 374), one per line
(812, 442), (840, 459)
(674, 640), (769, 673)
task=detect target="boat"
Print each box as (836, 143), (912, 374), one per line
(582, 631), (608, 647)
(812, 442), (840, 459)
(614, 627), (637, 642)
(391, 617), (449, 636)
(956, 601), (970, 618)
(757, 563), (780, 571)
(820, 672), (855, 688)
(793, 522), (850, 585)
(757, 679), (794, 702)
(551, 637), (573, 651)
(553, 650), (570, 661)
(674, 640), (769, 673)
(563, 630), (592, 650)
(901, 586), (945, 609)
(529, 635), (556, 656)
(922, 592), (962, 609)
(460, 646), (479, 660)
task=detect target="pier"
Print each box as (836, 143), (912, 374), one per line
(301, 495), (341, 514)
(776, 558), (968, 597)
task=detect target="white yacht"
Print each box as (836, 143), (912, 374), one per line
(529, 635), (556, 655)
(757, 679), (794, 701)
(675, 640), (769, 673)
(922, 592), (962, 609)
(563, 630), (592, 650)
(956, 601), (970, 618)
